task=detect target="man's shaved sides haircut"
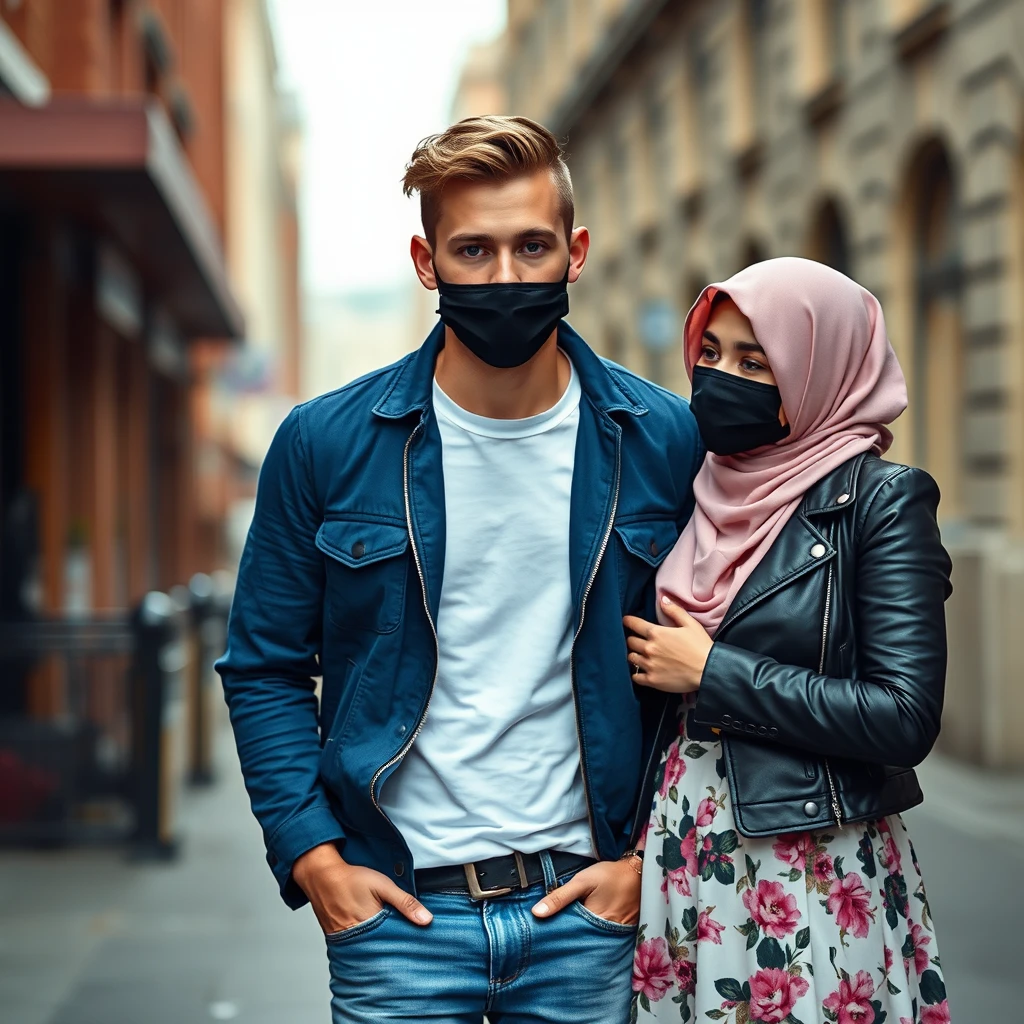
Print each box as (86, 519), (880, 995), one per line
(402, 115), (574, 247)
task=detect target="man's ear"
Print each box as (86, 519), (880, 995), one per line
(410, 235), (437, 290)
(568, 226), (590, 285)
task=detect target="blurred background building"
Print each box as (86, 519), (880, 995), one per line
(0, 0), (301, 722)
(501, 0), (1024, 769)
(0, 3), (1020, 1022)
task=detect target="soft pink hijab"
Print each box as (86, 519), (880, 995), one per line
(657, 257), (908, 635)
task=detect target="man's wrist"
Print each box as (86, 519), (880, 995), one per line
(292, 841), (344, 888)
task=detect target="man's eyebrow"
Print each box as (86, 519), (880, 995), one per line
(446, 228), (561, 246)
(515, 227), (560, 241)
(448, 233), (496, 245)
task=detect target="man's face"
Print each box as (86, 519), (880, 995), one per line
(411, 169), (588, 288)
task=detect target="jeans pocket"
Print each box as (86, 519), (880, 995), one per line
(324, 906), (393, 945)
(569, 900), (639, 936)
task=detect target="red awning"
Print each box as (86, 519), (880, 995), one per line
(0, 96), (244, 339)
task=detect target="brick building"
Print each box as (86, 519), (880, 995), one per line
(500, 0), (1024, 766)
(0, 1), (300, 721)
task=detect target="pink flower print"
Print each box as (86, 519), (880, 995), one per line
(659, 741), (686, 799)
(904, 922), (932, 976)
(631, 937), (674, 1002)
(697, 908), (725, 944)
(741, 880), (802, 939)
(881, 833), (903, 875)
(672, 957), (696, 994)
(827, 872), (875, 939)
(884, 946), (894, 973)
(772, 832), (816, 872)
(920, 1001), (951, 1024)
(664, 865), (691, 897)
(746, 967), (809, 1023)
(696, 796), (718, 826)
(822, 970), (876, 1024)
(665, 827), (699, 896)
(813, 850), (835, 886)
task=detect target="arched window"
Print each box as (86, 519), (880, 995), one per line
(748, 0), (770, 130)
(742, 238), (768, 268)
(808, 197), (851, 277)
(825, 0), (848, 77)
(910, 140), (963, 515)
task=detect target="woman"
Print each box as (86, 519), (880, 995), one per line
(623, 257), (953, 1024)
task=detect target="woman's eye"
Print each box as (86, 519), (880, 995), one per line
(701, 347), (719, 362)
(741, 359), (765, 372)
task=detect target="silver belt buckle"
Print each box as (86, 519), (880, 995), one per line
(464, 851), (529, 901)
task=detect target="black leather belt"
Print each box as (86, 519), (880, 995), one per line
(415, 850), (595, 900)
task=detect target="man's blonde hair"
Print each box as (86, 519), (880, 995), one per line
(402, 115), (574, 247)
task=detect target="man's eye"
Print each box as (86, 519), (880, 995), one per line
(522, 241), (545, 255)
(463, 245), (484, 258)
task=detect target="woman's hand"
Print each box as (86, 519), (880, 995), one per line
(622, 596), (713, 693)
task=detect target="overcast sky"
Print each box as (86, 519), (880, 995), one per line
(267, 1), (507, 296)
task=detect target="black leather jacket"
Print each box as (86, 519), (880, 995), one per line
(689, 452), (952, 837)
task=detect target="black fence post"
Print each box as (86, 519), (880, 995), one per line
(187, 572), (215, 786)
(131, 591), (180, 860)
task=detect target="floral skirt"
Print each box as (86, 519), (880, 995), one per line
(632, 708), (950, 1024)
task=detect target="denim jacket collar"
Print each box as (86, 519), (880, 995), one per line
(372, 320), (649, 421)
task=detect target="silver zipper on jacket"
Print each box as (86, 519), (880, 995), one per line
(369, 423), (439, 814)
(818, 560), (843, 826)
(569, 430), (622, 855)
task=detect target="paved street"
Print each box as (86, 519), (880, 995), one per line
(1, 731), (1020, 1024)
(0, 724), (328, 1024)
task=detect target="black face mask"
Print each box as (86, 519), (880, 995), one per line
(690, 365), (791, 456)
(434, 266), (570, 368)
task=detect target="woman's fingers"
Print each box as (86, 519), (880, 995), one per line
(622, 614), (653, 637)
(659, 595), (692, 627)
(626, 635), (649, 655)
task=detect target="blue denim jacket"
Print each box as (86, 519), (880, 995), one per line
(217, 322), (703, 908)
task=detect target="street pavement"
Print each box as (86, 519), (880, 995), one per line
(1, 731), (1020, 1023)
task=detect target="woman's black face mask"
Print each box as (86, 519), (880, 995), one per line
(434, 265), (570, 369)
(689, 365), (791, 456)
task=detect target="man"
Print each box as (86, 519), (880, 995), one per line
(218, 116), (703, 1023)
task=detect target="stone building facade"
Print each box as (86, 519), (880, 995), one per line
(503, 0), (1024, 766)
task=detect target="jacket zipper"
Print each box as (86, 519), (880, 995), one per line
(569, 428), (622, 857)
(628, 697), (669, 845)
(369, 422), (439, 815)
(819, 560), (843, 826)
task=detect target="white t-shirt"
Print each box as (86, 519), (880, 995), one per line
(379, 358), (593, 868)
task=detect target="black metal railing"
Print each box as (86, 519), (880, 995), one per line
(0, 578), (230, 857)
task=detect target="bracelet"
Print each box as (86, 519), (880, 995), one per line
(620, 848), (644, 876)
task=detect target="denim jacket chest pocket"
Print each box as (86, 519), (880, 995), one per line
(316, 517), (410, 634)
(612, 517), (678, 611)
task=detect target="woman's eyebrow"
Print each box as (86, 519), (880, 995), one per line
(703, 330), (765, 355)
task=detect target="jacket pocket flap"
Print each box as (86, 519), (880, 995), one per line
(614, 519), (678, 567)
(316, 518), (409, 568)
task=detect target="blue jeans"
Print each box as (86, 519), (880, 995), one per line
(325, 853), (636, 1023)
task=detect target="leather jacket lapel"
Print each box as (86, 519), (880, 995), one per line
(715, 513), (834, 639)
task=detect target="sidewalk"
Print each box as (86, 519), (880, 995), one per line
(0, 727), (329, 1024)
(1, 736), (1021, 1023)
(904, 750), (1024, 1019)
